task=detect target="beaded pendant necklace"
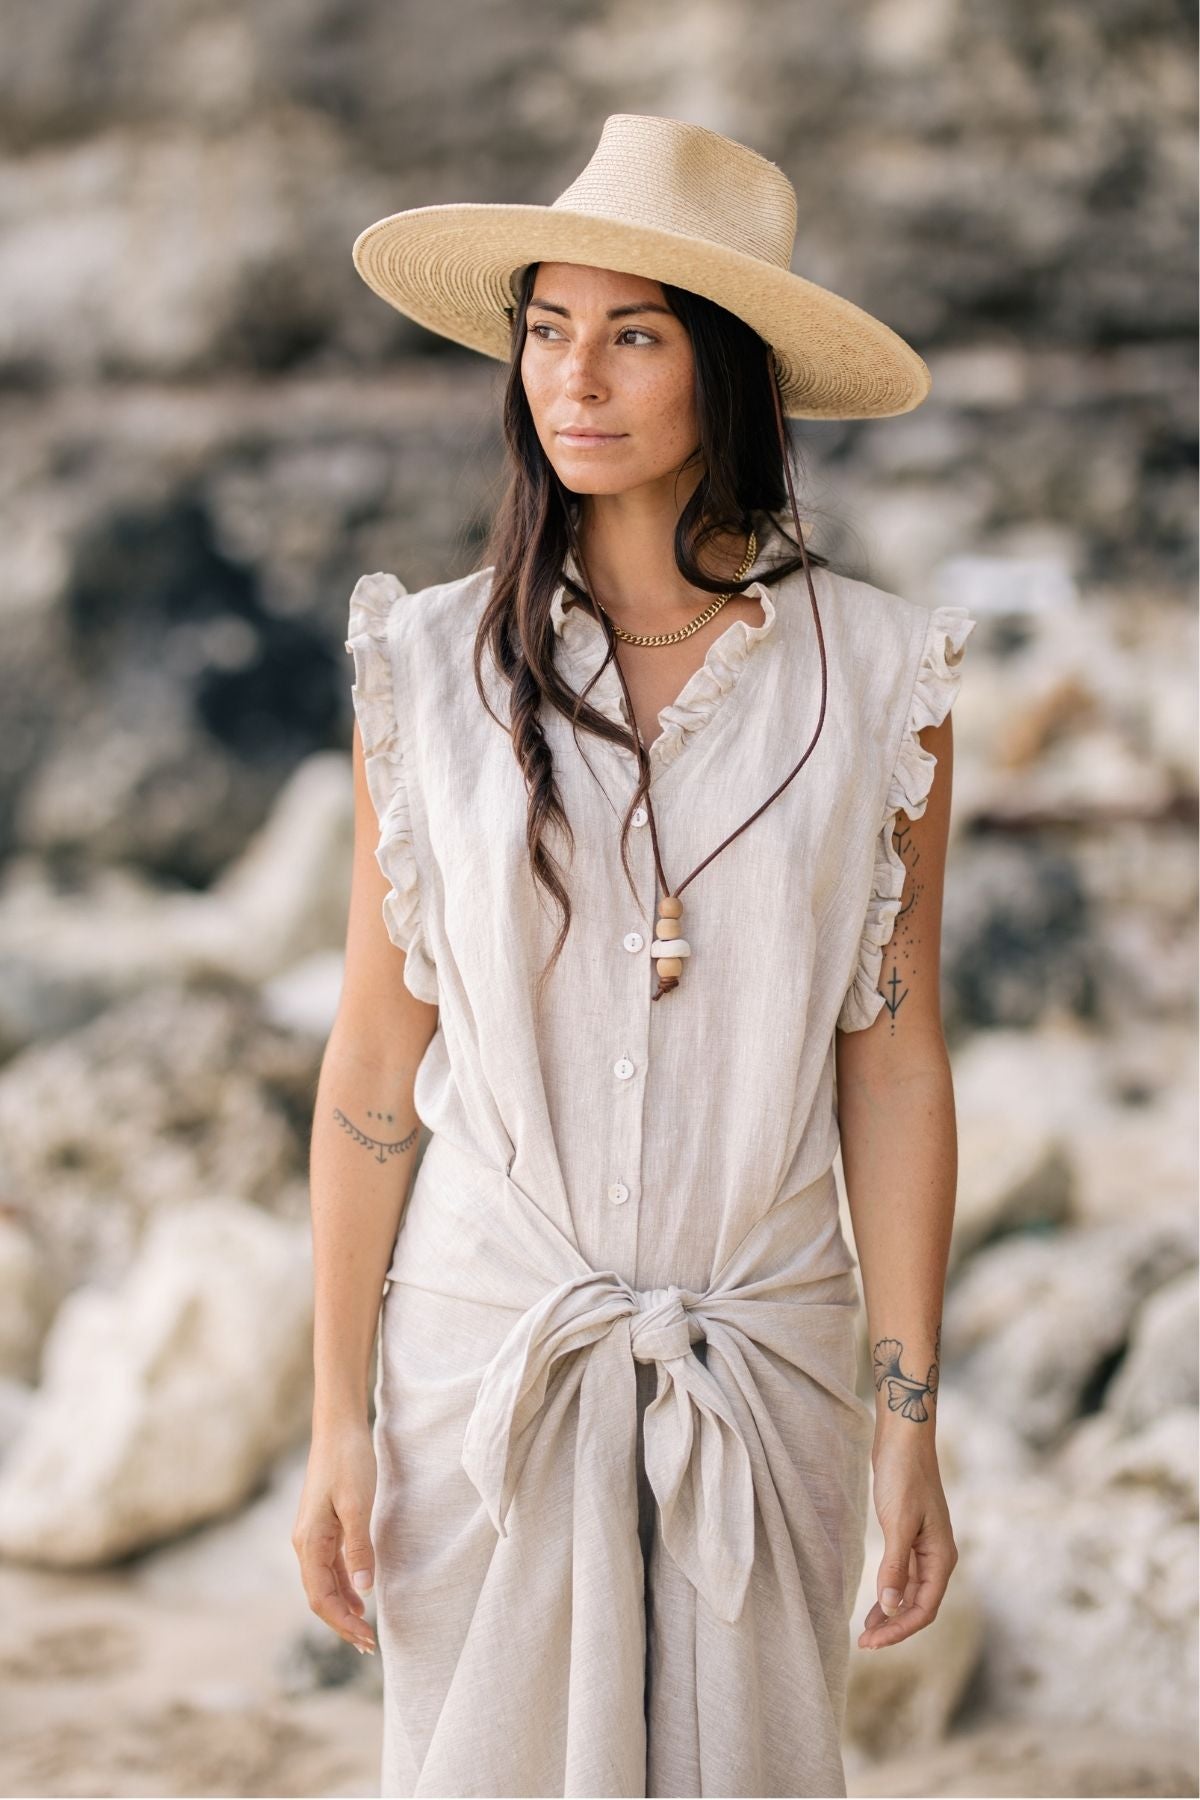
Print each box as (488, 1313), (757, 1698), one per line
(565, 380), (829, 1001)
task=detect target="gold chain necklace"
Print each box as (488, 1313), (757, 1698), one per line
(591, 531), (758, 646)
(561, 371), (828, 1002)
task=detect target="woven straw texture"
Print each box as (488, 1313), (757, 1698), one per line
(352, 113), (931, 420)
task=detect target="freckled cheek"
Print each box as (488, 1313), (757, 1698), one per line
(631, 381), (696, 450)
(521, 367), (560, 445)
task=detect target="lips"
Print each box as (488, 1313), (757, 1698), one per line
(558, 427), (624, 439)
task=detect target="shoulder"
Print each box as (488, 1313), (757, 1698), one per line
(347, 563), (494, 657)
(814, 566), (934, 660)
(812, 567), (976, 706)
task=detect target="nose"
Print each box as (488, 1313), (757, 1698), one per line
(560, 341), (611, 399)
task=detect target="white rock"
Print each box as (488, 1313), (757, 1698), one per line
(1104, 1268), (1199, 1429)
(261, 950), (347, 1041)
(1056, 1406), (1199, 1516)
(943, 1214), (1197, 1448)
(0, 1376), (35, 1454)
(953, 1472), (1198, 1734)
(0, 980), (317, 1293)
(846, 1512), (985, 1757)
(0, 1216), (55, 1382)
(0, 752), (354, 1010)
(0, 1198), (313, 1565)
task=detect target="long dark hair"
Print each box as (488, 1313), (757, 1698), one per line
(471, 259), (831, 1011)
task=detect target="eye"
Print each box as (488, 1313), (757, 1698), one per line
(528, 323), (657, 345)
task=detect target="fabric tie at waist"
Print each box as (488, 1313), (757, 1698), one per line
(386, 1131), (871, 1634)
(461, 1274), (756, 1623)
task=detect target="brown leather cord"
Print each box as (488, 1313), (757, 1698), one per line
(571, 348), (830, 1000)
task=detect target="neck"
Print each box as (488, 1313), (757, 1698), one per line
(572, 500), (755, 634)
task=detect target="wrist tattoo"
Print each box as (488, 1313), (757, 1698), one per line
(873, 1325), (941, 1423)
(333, 1107), (419, 1165)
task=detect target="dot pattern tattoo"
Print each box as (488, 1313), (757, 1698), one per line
(333, 1107), (420, 1165)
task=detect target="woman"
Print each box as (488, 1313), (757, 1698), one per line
(294, 114), (975, 1798)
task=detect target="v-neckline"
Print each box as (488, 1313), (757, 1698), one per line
(550, 528), (787, 780)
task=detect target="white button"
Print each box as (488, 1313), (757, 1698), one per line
(623, 931), (644, 954)
(632, 805), (648, 827)
(608, 1180), (629, 1205)
(613, 1056), (635, 1080)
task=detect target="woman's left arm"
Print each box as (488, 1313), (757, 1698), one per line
(835, 709), (962, 1651)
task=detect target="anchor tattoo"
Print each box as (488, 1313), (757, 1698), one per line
(880, 816), (923, 1027)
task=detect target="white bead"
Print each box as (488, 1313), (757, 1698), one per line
(650, 938), (691, 957)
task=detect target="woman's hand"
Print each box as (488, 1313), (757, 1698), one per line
(292, 1419), (379, 1655)
(858, 1434), (958, 1650)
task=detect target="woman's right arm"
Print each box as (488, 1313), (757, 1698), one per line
(292, 718), (438, 1654)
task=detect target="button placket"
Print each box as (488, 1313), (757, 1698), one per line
(602, 808), (657, 1256)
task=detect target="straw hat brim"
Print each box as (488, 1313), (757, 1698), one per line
(352, 203), (931, 421)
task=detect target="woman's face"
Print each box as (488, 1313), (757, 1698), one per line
(520, 262), (700, 501)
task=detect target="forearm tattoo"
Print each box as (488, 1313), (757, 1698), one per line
(873, 1322), (941, 1424)
(879, 813), (923, 1028)
(333, 1107), (419, 1165)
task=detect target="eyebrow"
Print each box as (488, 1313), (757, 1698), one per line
(527, 298), (675, 320)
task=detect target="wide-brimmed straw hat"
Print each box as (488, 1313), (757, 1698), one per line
(351, 112), (930, 421)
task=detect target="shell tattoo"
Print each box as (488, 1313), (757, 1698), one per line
(872, 1337), (939, 1422)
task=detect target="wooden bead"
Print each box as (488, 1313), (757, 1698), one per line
(655, 917), (683, 940)
(659, 895), (683, 918)
(651, 938), (690, 957)
(656, 957), (683, 977)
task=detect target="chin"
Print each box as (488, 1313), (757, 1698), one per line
(556, 470), (637, 497)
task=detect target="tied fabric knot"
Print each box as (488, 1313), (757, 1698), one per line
(628, 1284), (697, 1365)
(459, 1268), (757, 1624)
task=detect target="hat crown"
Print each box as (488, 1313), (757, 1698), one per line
(550, 114), (798, 272)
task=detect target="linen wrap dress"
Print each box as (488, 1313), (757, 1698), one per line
(344, 521), (977, 1799)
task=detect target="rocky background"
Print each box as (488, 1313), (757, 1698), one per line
(0, 1), (1196, 1795)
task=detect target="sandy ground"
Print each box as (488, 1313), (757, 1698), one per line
(0, 1558), (383, 1798)
(847, 1724), (1200, 1798)
(0, 1441), (383, 1800)
(0, 1442), (1194, 1800)
(0, 1555), (379, 1792)
(5, 1549), (1197, 1800)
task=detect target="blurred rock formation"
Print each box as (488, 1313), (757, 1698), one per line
(0, 0), (1194, 1794)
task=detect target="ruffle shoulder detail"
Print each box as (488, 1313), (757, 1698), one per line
(836, 603), (977, 1034)
(344, 571), (439, 1006)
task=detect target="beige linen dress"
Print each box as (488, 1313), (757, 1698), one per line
(344, 521), (977, 1799)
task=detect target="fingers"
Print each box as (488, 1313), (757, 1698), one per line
(293, 1513), (377, 1655)
(313, 1553), (377, 1654)
(342, 1516), (377, 1600)
(857, 1532), (957, 1650)
(333, 1550), (367, 1620)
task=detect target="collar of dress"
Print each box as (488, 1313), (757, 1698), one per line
(547, 523), (790, 774)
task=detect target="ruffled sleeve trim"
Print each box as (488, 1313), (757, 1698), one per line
(836, 603), (978, 1034)
(344, 571), (439, 1007)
